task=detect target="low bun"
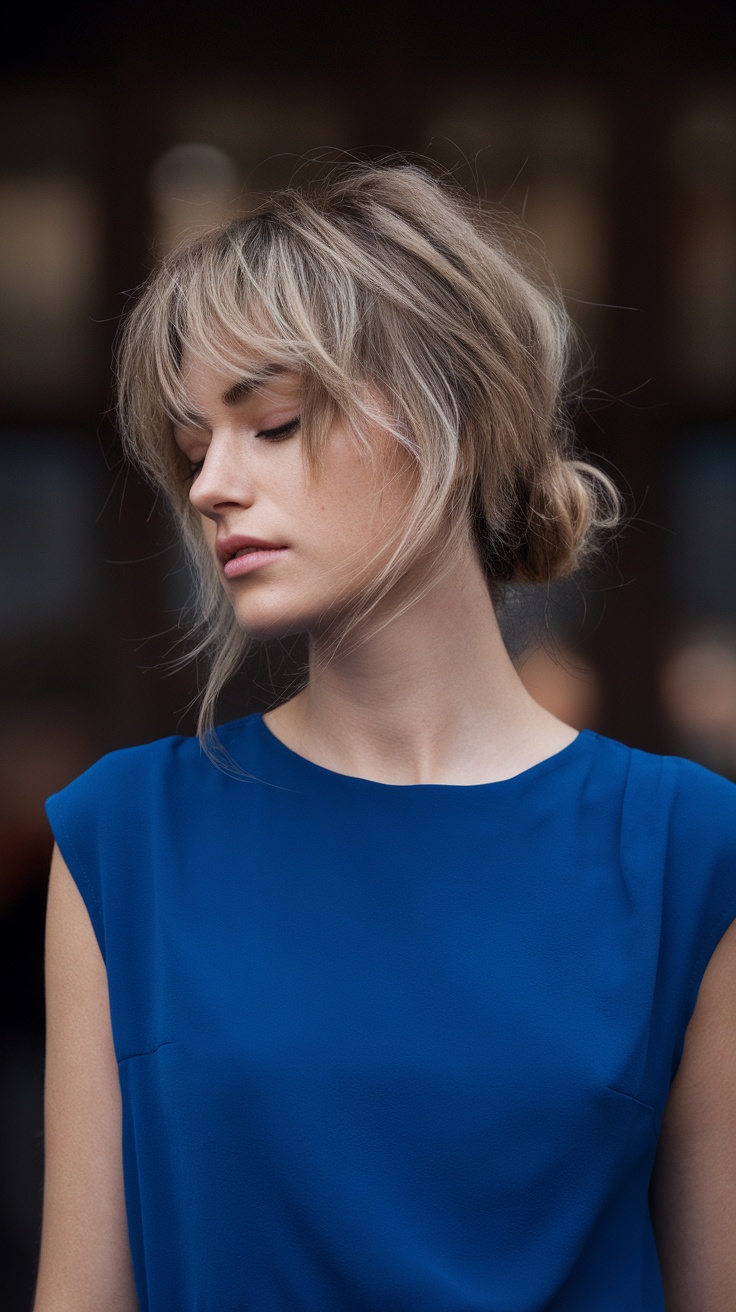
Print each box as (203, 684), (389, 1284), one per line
(496, 457), (621, 585)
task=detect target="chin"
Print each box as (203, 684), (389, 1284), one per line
(235, 615), (305, 644)
(230, 598), (311, 644)
(231, 591), (347, 646)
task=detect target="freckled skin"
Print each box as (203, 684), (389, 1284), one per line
(175, 358), (417, 643)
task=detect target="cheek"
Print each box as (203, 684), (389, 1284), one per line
(313, 480), (410, 582)
(314, 483), (379, 557)
(320, 435), (411, 532)
(197, 515), (218, 558)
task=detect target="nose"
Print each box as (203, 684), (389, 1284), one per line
(187, 431), (253, 519)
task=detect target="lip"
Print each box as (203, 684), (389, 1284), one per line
(216, 535), (288, 580)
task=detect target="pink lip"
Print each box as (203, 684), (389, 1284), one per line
(216, 534), (287, 578)
(216, 535), (284, 563)
(223, 547), (287, 579)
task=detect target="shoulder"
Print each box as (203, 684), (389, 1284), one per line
(587, 736), (736, 970)
(42, 721), (251, 961)
(584, 737), (736, 1101)
(56, 728), (201, 795)
(44, 730), (207, 873)
(44, 712), (265, 837)
(45, 719), (247, 812)
(616, 742), (736, 1027)
(591, 732), (736, 848)
(646, 745), (736, 855)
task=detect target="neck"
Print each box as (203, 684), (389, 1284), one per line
(264, 547), (578, 785)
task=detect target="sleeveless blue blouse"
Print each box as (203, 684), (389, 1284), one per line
(45, 713), (736, 1311)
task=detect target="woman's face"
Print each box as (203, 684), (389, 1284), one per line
(174, 355), (416, 642)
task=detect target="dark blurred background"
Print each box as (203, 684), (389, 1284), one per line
(1, 1), (735, 1304)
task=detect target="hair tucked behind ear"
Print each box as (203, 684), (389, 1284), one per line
(116, 157), (621, 750)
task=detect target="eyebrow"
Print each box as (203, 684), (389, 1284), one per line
(221, 364), (287, 407)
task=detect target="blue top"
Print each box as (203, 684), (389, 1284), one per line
(45, 713), (736, 1312)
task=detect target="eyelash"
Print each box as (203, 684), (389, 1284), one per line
(259, 417), (300, 441)
(182, 417), (300, 482)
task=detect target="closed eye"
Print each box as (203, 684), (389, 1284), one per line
(257, 417), (300, 440)
(183, 458), (204, 483)
(181, 416), (300, 482)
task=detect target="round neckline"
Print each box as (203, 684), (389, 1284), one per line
(254, 712), (595, 793)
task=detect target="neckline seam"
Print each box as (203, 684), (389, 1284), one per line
(252, 714), (594, 792)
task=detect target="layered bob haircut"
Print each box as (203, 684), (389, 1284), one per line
(117, 161), (620, 741)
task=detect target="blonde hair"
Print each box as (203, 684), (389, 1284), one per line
(117, 160), (620, 744)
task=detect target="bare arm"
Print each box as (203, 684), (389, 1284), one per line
(33, 844), (138, 1311)
(649, 915), (736, 1311)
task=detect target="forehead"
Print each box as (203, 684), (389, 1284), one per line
(177, 353), (302, 421)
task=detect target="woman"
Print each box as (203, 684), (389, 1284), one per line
(35, 163), (736, 1311)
